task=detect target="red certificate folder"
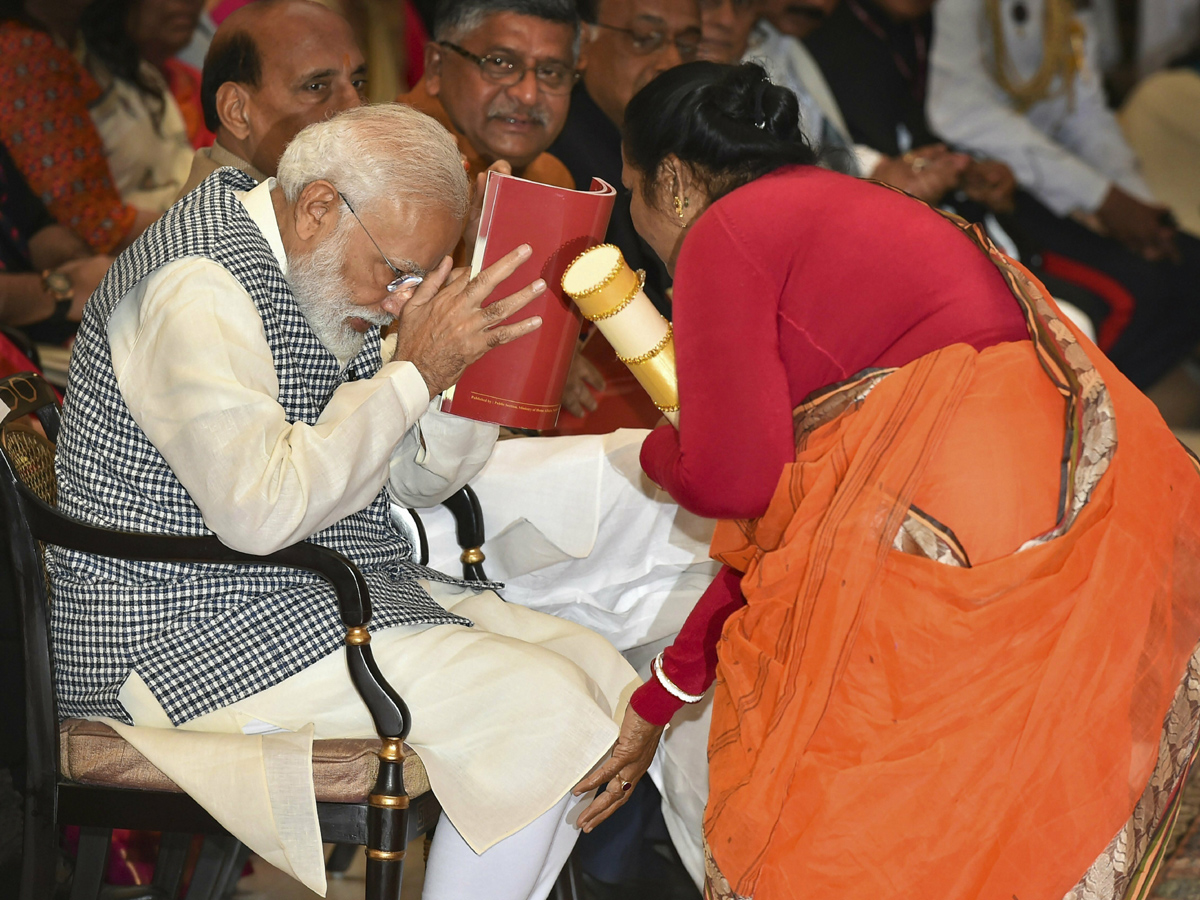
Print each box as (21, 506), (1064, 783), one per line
(441, 172), (616, 431)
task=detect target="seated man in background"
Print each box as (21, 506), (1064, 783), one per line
(548, 0), (702, 317)
(929, 0), (1200, 393)
(51, 104), (636, 899)
(178, 0), (368, 196)
(400, 0), (579, 189)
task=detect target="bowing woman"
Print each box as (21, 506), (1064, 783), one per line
(573, 61), (1200, 900)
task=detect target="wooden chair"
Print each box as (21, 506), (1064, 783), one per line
(0, 371), (490, 900)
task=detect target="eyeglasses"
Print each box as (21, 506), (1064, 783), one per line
(591, 22), (702, 59)
(339, 193), (424, 295)
(438, 41), (580, 94)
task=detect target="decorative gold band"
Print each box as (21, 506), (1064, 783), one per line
(369, 793), (410, 809)
(618, 326), (673, 366)
(585, 269), (647, 322)
(366, 848), (407, 862)
(566, 255), (643, 321)
(655, 403), (680, 413)
(625, 335), (679, 413)
(346, 626), (371, 645)
(460, 547), (485, 565)
(378, 737), (405, 762)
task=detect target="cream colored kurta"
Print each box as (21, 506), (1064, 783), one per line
(95, 179), (638, 894)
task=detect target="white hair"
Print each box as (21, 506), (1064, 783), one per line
(277, 103), (470, 219)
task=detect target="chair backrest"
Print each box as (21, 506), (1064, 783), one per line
(0, 372), (66, 896)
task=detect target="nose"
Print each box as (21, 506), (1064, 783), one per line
(506, 67), (541, 108)
(656, 39), (685, 73)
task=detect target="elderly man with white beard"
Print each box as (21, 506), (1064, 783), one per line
(48, 103), (644, 900)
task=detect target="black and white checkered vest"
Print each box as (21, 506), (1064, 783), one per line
(49, 169), (468, 726)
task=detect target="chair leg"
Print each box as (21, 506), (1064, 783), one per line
(365, 752), (408, 899)
(18, 789), (59, 900)
(69, 826), (112, 900)
(151, 833), (192, 899)
(183, 835), (238, 900)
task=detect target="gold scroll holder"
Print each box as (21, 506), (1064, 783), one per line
(562, 244), (679, 427)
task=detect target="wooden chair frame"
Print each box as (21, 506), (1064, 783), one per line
(0, 371), (489, 900)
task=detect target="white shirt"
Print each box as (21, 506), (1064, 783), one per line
(105, 178), (498, 556)
(928, 0), (1153, 216)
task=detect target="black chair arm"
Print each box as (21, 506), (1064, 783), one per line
(440, 485), (488, 581)
(7, 467), (411, 741)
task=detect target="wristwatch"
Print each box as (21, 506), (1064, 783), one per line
(41, 268), (74, 324)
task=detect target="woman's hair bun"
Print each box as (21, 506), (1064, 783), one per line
(702, 63), (803, 143)
(623, 62), (818, 205)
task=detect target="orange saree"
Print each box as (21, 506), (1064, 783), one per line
(703, 219), (1200, 900)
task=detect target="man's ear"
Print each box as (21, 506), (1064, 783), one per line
(424, 42), (443, 95)
(293, 180), (341, 243)
(215, 82), (253, 141)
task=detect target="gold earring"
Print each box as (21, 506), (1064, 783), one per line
(674, 195), (689, 220)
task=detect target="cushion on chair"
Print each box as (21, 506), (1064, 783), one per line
(58, 719), (431, 803)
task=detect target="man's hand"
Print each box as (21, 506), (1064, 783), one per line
(573, 706), (664, 833)
(461, 160), (514, 260)
(58, 255), (114, 320)
(962, 159), (1016, 213)
(560, 350), (605, 418)
(1096, 185), (1179, 263)
(392, 243), (545, 397)
(871, 144), (969, 205)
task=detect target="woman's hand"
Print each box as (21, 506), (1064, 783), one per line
(574, 706), (665, 833)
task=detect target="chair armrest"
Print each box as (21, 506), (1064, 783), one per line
(439, 485), (489, 582)
(5, 463), (411, 740)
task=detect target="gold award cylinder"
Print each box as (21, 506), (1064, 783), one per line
(561, 244), (679, 427)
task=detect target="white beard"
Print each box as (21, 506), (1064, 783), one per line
(285, 221), (391, 365)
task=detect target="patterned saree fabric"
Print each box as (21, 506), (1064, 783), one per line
(0, 22), (136, 253)
(703, 219), (1200, 900)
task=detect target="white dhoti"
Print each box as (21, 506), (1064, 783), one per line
(111, 582), (638, 896)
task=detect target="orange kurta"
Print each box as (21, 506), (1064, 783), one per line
(704, 224), (1200, 900)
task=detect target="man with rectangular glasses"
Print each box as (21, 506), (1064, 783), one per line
(400, 0), (581, 192)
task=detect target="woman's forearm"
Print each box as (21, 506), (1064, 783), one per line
(629, 565), (747, 725)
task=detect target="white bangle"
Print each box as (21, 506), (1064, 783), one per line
(652, 651), (705, 704)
